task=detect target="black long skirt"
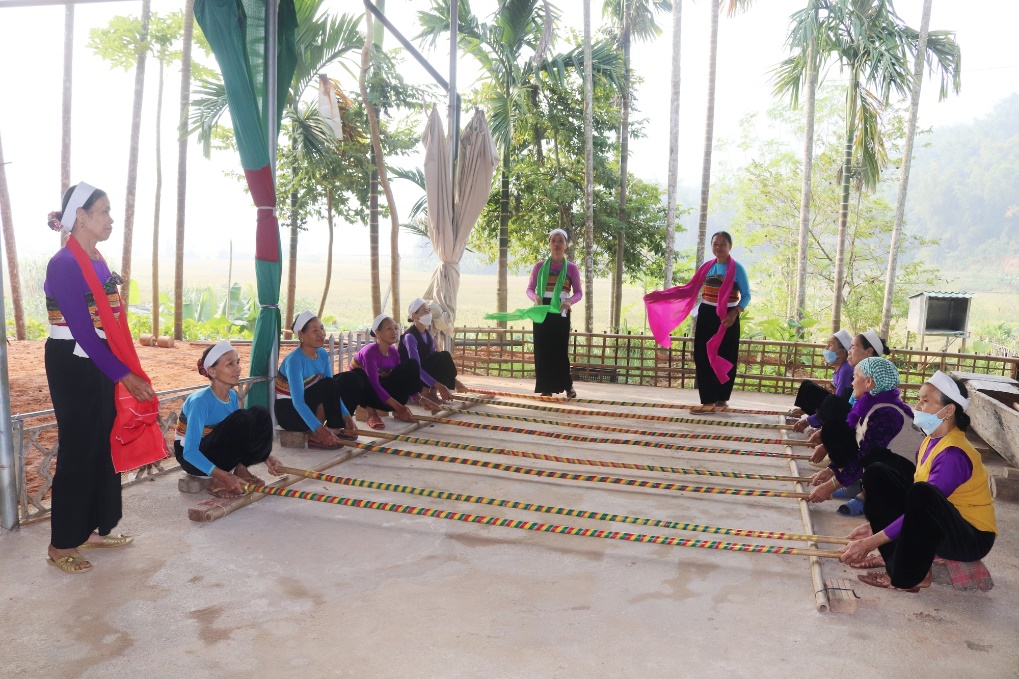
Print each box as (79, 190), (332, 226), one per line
(334, 359), (422, 413)
(45, 338), (121, 550)
(794, 380), (831, 416)
(174, 407), (274, 477)
(275, 378), (348, 431)
(533, 311), (573, 394)
(421, 351), (457, 390)
(693, 303), (739, 404)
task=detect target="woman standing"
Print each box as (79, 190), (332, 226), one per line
(401, 297), (461, 406)
(693, 232), (751, 408)
(176, 341), (281, 498)
(526, 229), (583, 397)
(840, 372), (996, 592)
(43, 183), (157, 574)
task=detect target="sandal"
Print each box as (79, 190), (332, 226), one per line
(858, 570), (932, 593)
(849, 554), (886, 570)
(308, 438), (343, 450)
(837, 498), (865, 516)
(47, 553), (93, 574)
(367, 416), (386, 430)
(207, 485), (246, 499)
(79, 533), (134, 550)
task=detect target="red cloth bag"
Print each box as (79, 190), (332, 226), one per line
(67, 239), (169, 472)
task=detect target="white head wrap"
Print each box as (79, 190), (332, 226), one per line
(292, 310), (317, 334)
(408, 297), (428, 317)
(928, 370), (970, 412)
(203, 340), (235, 371)
(549, 228), (569, 243)
(371, 314), (391, 335)
(862, 329), (885, 356)
(833, 329), (853, 351)
(60, 182), (98, 232)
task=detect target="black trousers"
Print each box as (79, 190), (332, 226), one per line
(693, 303), (739, 404)
(863, 462), (996, 589)
(794, 380), (831, 415)
(421, 351), (457, 390)
(533, 311), (573, 394)
(174, 407), (273, 477)
(275, 377), (348, 432)
(45, 338), (121, 550)
(334, 360), (421, 413)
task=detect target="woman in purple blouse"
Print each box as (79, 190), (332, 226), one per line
(43, 183), (156, 574)
(526, 229), (583, 397)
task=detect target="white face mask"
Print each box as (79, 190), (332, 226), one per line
(418, 313), (433, 326)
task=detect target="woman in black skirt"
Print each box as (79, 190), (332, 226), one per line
(526, 229), (583, 397)
(43, 183), (157, 574)
(401, 297), (462, 406)
(693, 232), (751, 408)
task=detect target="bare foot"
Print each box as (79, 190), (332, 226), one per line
(233, 464), (265, 486)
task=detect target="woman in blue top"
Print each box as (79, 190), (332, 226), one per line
(275, 311), (356, 449)
(175, 341), (279, 499)
(694, 232), (751, 407)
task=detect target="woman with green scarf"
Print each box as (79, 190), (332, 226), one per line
(525, 229), (583, 397)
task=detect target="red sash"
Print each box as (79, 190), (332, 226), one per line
(67, 238), (169, 472)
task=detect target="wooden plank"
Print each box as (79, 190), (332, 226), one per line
(824, 578), (859, 614)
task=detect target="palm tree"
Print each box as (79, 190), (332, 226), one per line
(0, 133), (25, 340)
(694, 0), (753, 269)
(663, 0), (682, 287)
(173, 0), (195, 340)
(603, 0), (670, 329)
(61, 3), (74, 200)
(583, 0), (595, 332)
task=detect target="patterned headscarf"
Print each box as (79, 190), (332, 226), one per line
(857, 357), (900, 394)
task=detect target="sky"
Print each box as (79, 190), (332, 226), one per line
(1, 0), (1017, 271)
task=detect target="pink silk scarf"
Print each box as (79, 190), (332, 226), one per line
(643, 257), (738, 383)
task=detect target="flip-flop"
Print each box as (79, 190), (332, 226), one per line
(849, 554), (886, 570)
(858, 571), (931, 593)
(367, 416), (386, 430)
(47, 554), (93, 574)
(79, 533), (134, 550)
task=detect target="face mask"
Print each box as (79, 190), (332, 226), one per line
(913, 407), (948, 436)
(822, 349), (839, 364)
(418, 313), (433, 326)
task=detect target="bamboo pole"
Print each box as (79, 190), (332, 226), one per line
(245, 481), (842, 558)
(456, 394), (792, 430)
(347, 438), (810, 499)
(278, 465), (849, 545)
(412, 414), (811, 458)
(466, 387), (787, 416)
(783, 421), (831, 613)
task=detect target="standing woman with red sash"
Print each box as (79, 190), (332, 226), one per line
(525, 229), (583, 398)
(43, 183), (157, 574)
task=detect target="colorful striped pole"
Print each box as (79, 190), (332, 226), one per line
(466, 387), (787, 416)
(457, 394), (791, 430)
(411, 416), (810, 460)
(278, 466), (849, 545)
(246, 482), (842, 558)
(416, 411), (814, 447)
(349, 439), (810, 499)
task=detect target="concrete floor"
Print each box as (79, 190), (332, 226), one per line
(1, 375), (1016, 678)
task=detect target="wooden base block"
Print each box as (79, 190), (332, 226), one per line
(178, 475), (212, 493)
(139, 334), (155, 346)
(824, 578), (859, 614)
(354, 406), (369, 422)
(990, 471), (1019, 502)
(157, 335), (175, 348)
(279, 430), (308, 449)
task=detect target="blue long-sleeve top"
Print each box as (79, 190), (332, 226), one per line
(175, 387), (238, 476)
(276, 347), (348, 430)
(703, 260), (751, 310)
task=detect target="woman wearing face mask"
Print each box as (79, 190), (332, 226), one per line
(790, 329), (853, 432)
(400, 298), (460, 406)
(840, 372), (996, 592)
(807, 357), (923, 515)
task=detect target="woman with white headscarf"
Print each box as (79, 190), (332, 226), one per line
(401, 297), (461, 405)
(334, 314), (420, 430)
(525, 228), (583, 397)
(790, 329), (854, 431)
(840, 372), (996, 592)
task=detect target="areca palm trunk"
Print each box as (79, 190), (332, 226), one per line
(120, 0), (151, 313)
(881, 0), (933, 337)
(151, 59), (164, 336)
(664, 0), (682, 287)
(695, 0), (720, 268)
(794, 43), (818, 332)
(832, 74), (859, 334)
(497, 145), (510, 328)
(611, 5), (631, 332)
(583, 0), (595, 333)
(174, 0), (194, 340)
(61, 3), (73, 198)
(319, 188), (334, 317)
(285, 133), (299, 336)
(361, 9), (383, 319)
(0, 134), (25, 340)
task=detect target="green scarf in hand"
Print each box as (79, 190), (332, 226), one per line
(485, 257), (569, 323)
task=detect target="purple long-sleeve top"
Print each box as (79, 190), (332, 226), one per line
(353, 342), (401, 404)
(807, 360), (854, 428)
(401, 328), (436, 388)
(883, 438), (973, 541)
(525, 259), (583, 306)
(44, 246), (130, 383)
(829, 390), (912, 487)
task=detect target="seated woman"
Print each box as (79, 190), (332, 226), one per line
(175, 341), (281, 499)
(401, 297), (461, 406)
(808, 357), (923, 514)
(335, 315), (420, 430)
(840, 372), (996, 592)
(275, 311), (356, 450)
(789, 329), (853, 432)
